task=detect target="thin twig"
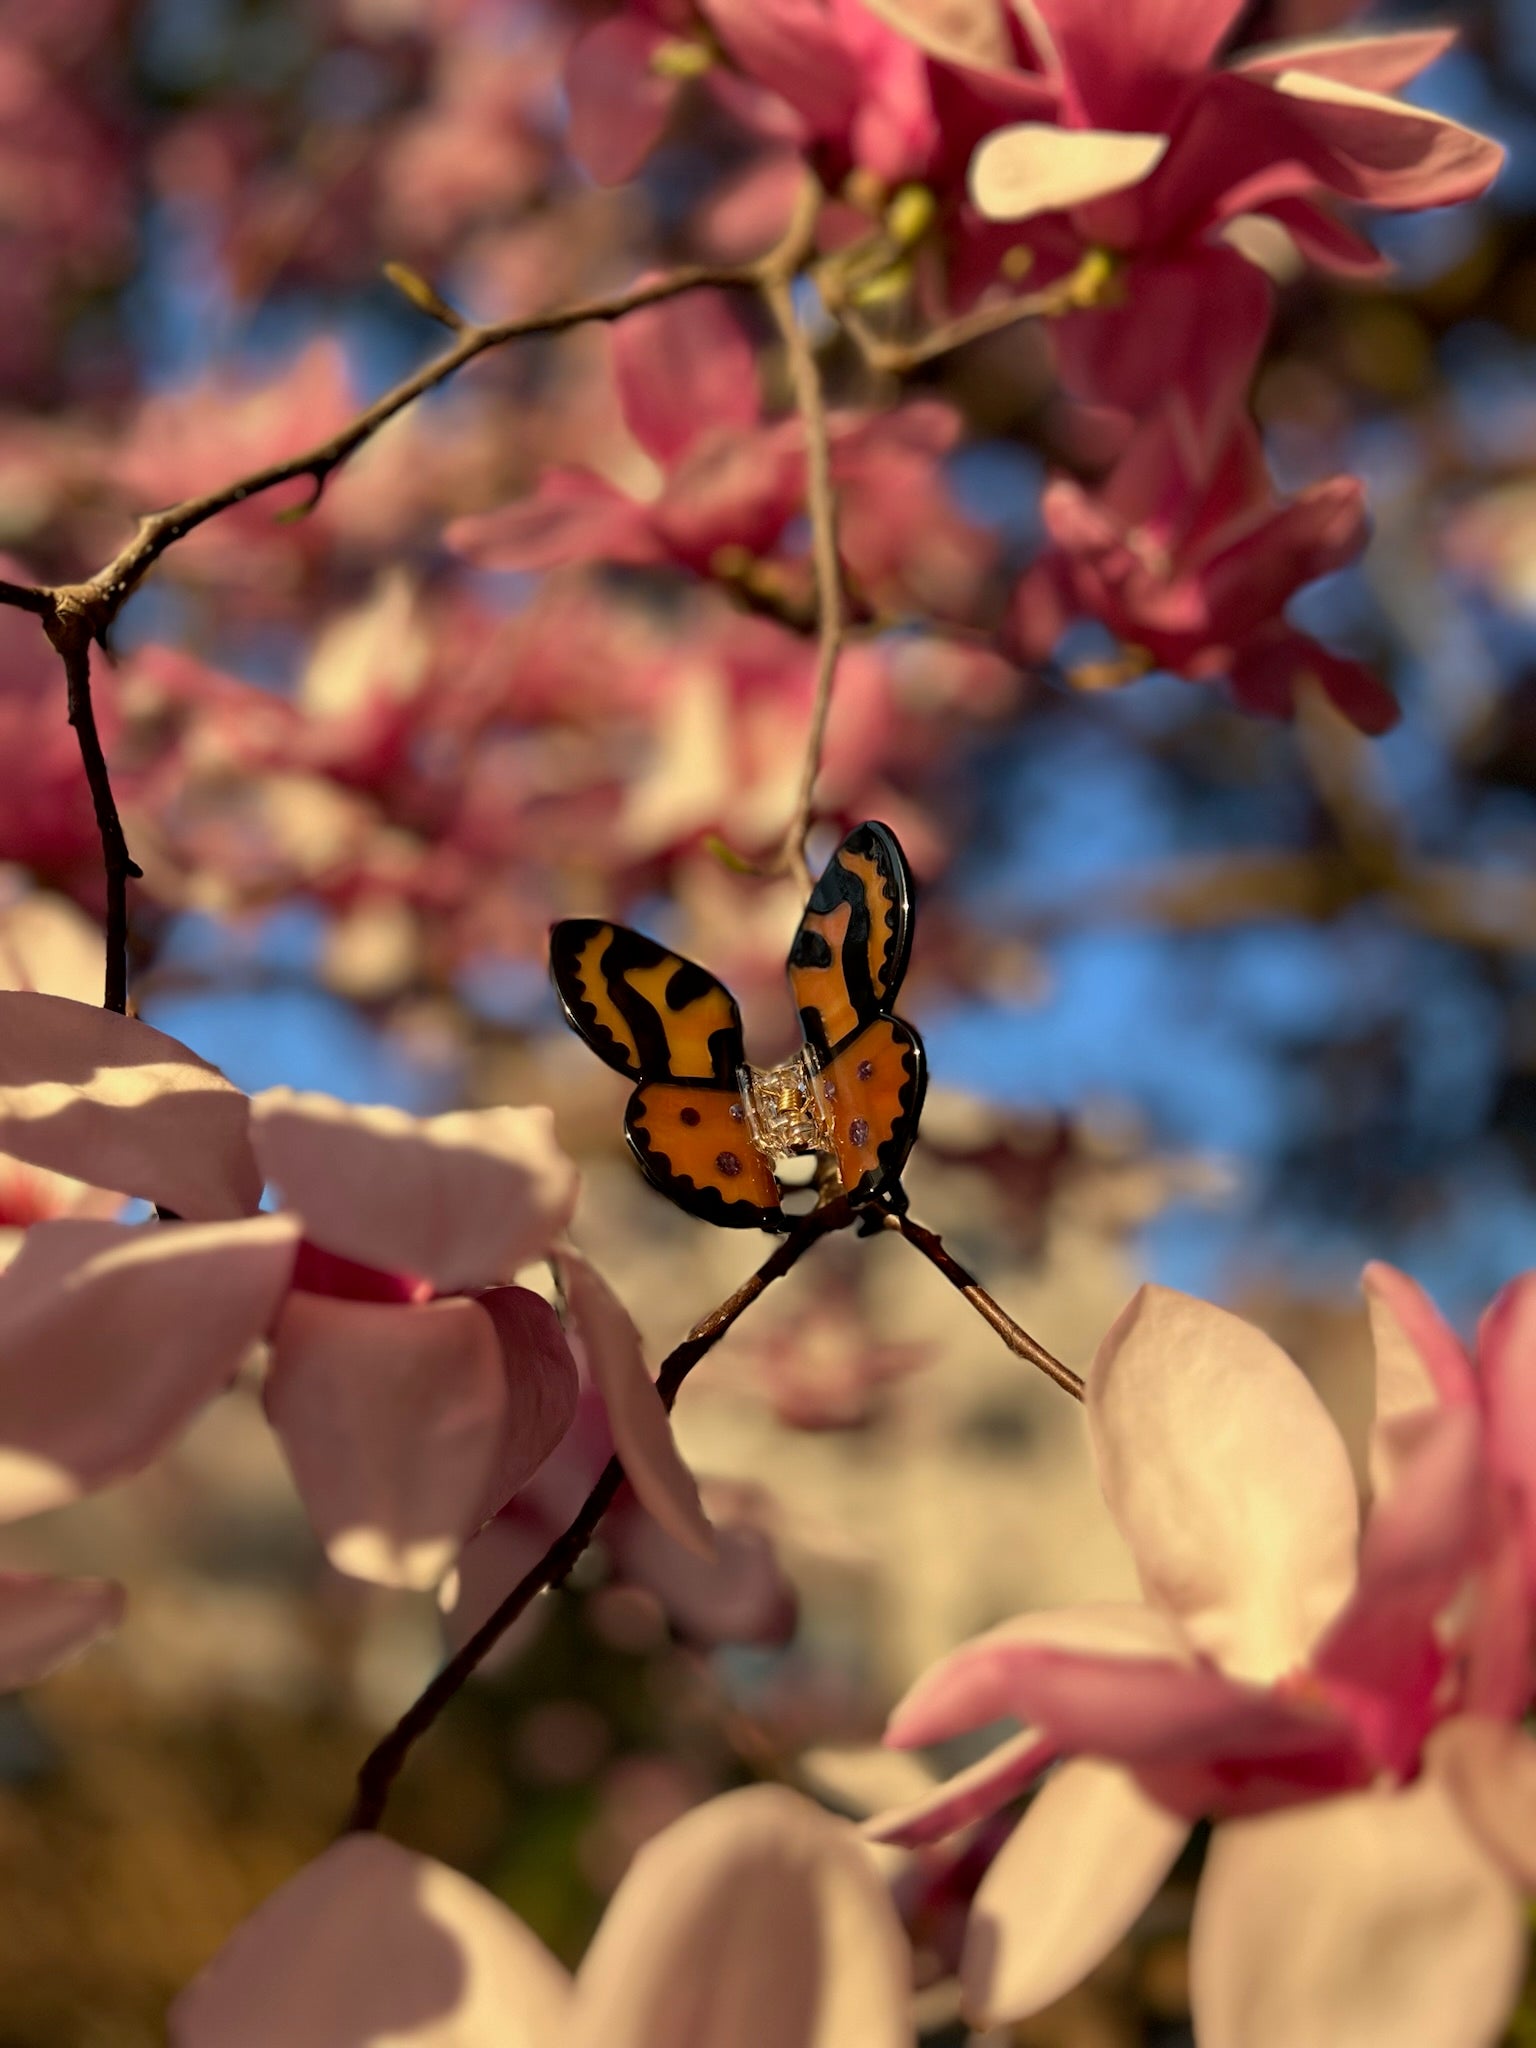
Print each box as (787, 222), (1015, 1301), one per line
(763, 272), (843, 895)
(835, 248), (1117, 376)
(344, 1192), (854, 1835)
(890, 1211), (1083, 1400)
(0, 185), (823, 1014)
(45, 619), (141, 1013)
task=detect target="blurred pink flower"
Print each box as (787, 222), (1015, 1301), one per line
(868, 1271), (1533, 2039)
(0, 1572), (124, 1693)
(0, 995), (707, 1596)
(1007, 407), (1397, 733)
(566, 0), (945, 190)
(879, 1), (1501, 448)
(171, 1784), (913, 2046)
(446, 289), (991, 621)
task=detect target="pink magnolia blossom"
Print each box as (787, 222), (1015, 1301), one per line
(875, 1), (1501, 449)
(0, 995), (710, 1596)
(1007, 407), (1397, 733)
(867, 1272), (1533, 2040)
(446, 289), (991, 623)
(171, 1783), (913, 2046)
(566, 0), (947, 192)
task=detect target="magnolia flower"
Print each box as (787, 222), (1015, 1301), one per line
(170, 1784), (914, 2047)
(1008, 407), (1396, 733)
(868, 1270), (1534, 2043)
(0, 993), (710, 1608)
(872, 0), (1502, 450)
(446, 290), (991, 623)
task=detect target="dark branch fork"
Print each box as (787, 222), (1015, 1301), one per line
(344, 1191), (1080, 1835)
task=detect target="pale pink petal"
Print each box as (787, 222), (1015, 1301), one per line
(250, 1090), (578, 1293)
(443, 469), (664, 572)
(1089, 1285), (1359, 1680)
(969, 124), (1168, 222)
(885, 1603), (1190, 1748)
(962, 1761), (1190, 2027)
(1235, 29), (1458, 93)
(472, 1286), (580, 1516)
(865, 1729), (1055, 1847)
(170, 1834), (573, 2048)
(265, 1293), (509, 1590)
(566, 17), (683, 187)
(1430, 1717), (1536, 1890)
(572, 1784), (911, 2048)
(612, 291), (762, 465)
(855, 0), (1012, 73)
(1271, 70), (1505, 212)
(0, 1572), (124, 1691)
(621, 1503), (796, 1645)
(554, 1247), (714, 1561)
(0, 1215), (298, 1521)
(1190, 1781), (1528, 2048)
(0, 992), (260, 1219)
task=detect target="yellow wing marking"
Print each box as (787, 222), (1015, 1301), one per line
(624, 958), (739, 1080)
(575, 925), (640, 1069)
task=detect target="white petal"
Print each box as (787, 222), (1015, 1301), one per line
(970, 125), (1167, 223)
(1190, 1779), (1528, 2048)
(573, 1785), (911, 2048)
(962, 1761), (1189, 2026)
(1088, 1285), (1359, 1679)
(250, 1089), (578, 1291)
(170, 1834), (574, 2047)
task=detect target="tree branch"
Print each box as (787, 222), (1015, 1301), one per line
(45, 617), (141, 1013)
(343, 1192), (854, 1836)
(889, 1211), (1083, 1400)
(762, 272), (844, 895)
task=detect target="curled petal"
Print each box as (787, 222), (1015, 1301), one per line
(0, 1215), (298, 1522)
(613, 291), (762, 466)
(1430, 1717), (1536, 1890)
(265, 1293), (509, 1590)
(572, 1785), (911, 2048)
(0, 992), (260, 1219)
(865, 1729), (1055, 1847)
(1089, 1285), (1359, 1680)
(1363, 1262), (1476, 1426)
(1270, 69), (1505, 212)
(885, 1603), (1190, 1748)
(969, 124), (1168, 222)
(170, 1834), (573, 2047)
(1190, 1780), (1527, 2048)
(962, 1761), (1190, 2027)
(554, 1248), (714, 1561)
(473, 1286), (580, 1515)
(0, 1572), (124, 1692)
(250, 1090), (578, 1293)
(1235, 29), (1458, 93)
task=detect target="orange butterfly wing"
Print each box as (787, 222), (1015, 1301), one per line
(787, 824), (926, 1206)
(550, 919), (785, 1230)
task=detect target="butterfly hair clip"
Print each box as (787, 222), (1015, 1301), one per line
(550, 822), (927, 1231)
